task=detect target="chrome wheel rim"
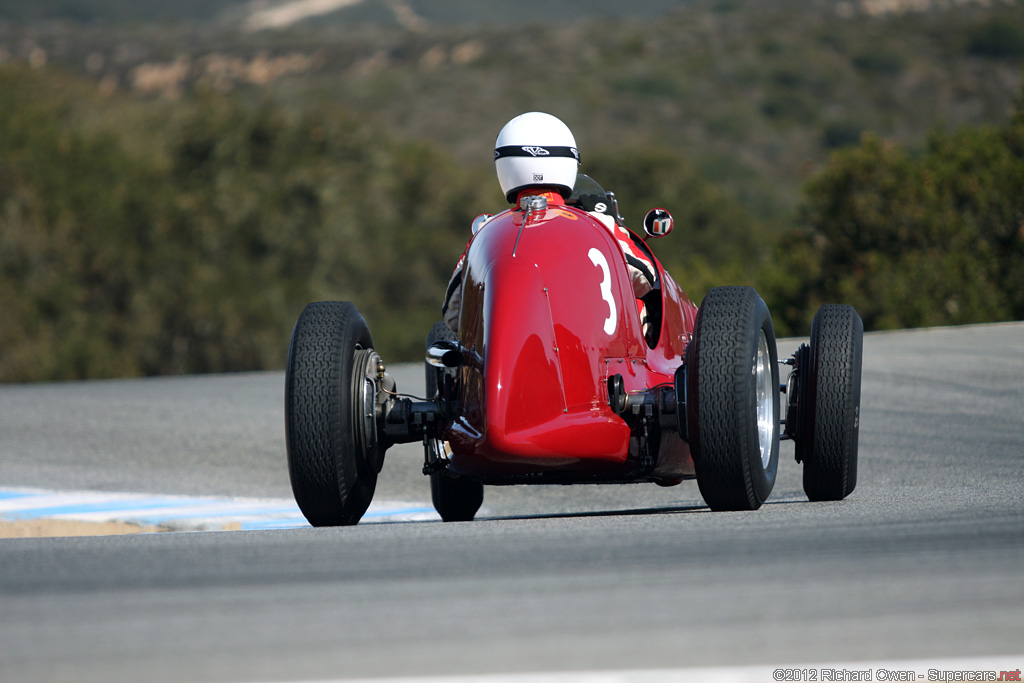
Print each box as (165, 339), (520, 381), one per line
(755, 329), (775, 469)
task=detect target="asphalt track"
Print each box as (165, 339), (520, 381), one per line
(0, 322), (1022, 682)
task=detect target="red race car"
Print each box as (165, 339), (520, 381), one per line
(284, 176), (863, 525)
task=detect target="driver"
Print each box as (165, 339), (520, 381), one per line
(443, 111), (657, 333)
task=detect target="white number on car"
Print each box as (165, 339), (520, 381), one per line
(588, 248), (617, 335)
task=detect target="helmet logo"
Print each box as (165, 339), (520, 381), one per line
(533, 173), (544, 182)
(522, 146), (550, 157)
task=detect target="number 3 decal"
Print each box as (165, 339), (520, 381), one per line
(588, 248), (617, 335)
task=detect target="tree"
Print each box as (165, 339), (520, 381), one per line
(766, 83), (1024, 335)
(0, 68), (482, 381)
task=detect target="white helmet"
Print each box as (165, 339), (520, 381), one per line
(494, 112), (580, 203)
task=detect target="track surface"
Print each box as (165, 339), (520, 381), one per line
(1, 323), (1022, 682)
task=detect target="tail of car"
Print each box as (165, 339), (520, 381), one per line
(446, 206), (645, 475)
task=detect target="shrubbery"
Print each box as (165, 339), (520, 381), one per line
(0, 67), (479, 380)
(1, 62), (1022, 382)
(766, 94), (1024, 335)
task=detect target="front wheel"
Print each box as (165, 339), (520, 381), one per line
(686, 286), (780, 511)
(285, 301), (382, 526)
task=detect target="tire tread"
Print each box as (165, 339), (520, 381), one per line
(688, 286), (780, 511)
(802, 304), (862, 501)
(285, 301), (376, 526)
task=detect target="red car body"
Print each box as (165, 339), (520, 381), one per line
(443, 203), (699, 483)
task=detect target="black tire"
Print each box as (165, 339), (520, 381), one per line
(686, 286), (781, 511)
(285, 301), (379, 526)
(430, 471), (484, 523)
(425, 321), (483, 522)
(798, 304), (863, 502)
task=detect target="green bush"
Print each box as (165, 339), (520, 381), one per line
(2, 44), (1023, 381)
(0, 67), (479, 381)
(968, 19), (1024, 58)
(852, 50), (906, 76)
(821, 120), (866, 150)
(766, 88), (1024, 335)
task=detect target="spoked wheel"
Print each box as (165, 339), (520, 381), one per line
(425, 321), (483, 522)
(791, 304), (863, 502)
(686, 286), (781, 511)
(285, 301), (384, 526)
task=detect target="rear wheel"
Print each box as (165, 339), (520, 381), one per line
(285, 301), (382, 526)
(796, 305), (863, 502)
(425, 322), (483, 522)
(686, 286), (780, 511)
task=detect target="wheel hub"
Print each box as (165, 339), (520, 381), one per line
(352, 348), (384, 474)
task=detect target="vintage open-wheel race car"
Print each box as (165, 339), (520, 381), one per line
(284, 177), (863, 525)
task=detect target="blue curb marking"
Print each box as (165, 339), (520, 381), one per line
(4, 497), (220, 520)
(0, 488), (440, 530)
(363, 506), (435, 519)
(0, 491), (37, 502)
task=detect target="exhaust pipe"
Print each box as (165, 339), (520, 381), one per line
(426, 341), (464, 368)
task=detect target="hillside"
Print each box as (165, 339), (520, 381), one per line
(3, 0), (1021, 222)
(0, 0), (691, 27)
(1, 0), (1022, 380)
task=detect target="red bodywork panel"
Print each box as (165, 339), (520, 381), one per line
(445, 204), (699, 480)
